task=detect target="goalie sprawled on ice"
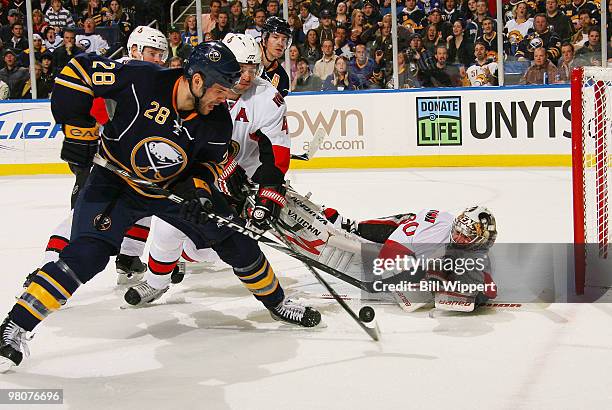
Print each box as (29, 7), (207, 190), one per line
(168, 184), (499, 313)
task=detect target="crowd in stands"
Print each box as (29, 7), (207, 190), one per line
(0, 0), (610, 98)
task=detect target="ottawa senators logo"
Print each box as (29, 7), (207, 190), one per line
(130, 137), (187, 182)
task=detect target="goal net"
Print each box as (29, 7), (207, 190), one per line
(572, 66), (612, 295)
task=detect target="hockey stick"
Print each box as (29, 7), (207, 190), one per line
(93, 155), (379, 339)
(290, 128), (325, 161)
(272, 222), (380, 341)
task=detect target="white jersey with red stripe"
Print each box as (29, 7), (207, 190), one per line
(379, 209), (454, 260)
(228, 76), (290, 183)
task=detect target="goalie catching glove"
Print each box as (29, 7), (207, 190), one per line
(172, 177), (213, 224)
(250, 185), (287, 230)
(60, 122), (100, 167)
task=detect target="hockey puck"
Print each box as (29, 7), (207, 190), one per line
(359, 306), (375, 323)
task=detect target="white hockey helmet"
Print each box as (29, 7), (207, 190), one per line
(128, 26), (169, 63)
(222, 33), (263, 76)
(450, 206), (497, 250)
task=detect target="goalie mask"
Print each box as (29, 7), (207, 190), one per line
(450, 206), (497, 250)
(128, 26), (169, 63)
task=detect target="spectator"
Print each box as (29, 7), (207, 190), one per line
(447, 19), (473, 66)
(22, 61), (52, 99)
(575, 27), (602, 66)
(245, 8), (266, 42)
(571, 10), (592, 48)
(76, 18), (109, 54)
(20, 33), (46, 67)
(370, 21), (392, 63)
(422, 24), (441, 53)
(473, 0), (491, 27)
(315, 9), (335, 44)
(167, 56), (183, 68)
(245, 0), (259, 21)
(351, 9), (365, 30)
(334, 24), (353, 58)
(266, 0), (280, 17)
(362, 1), (381, 32)
(288, 44), (300, 78)
(210, 10), (230, 40)
(466, 41), (498, 85)
(311, 0), (334, 17)
(517, 13), (561, 63)
(380, 0), (402, 17)
(33, 0), (52, 15)
(65, 0), (85, 18)
(545, 0), (572, 42)
(475, 17), (498, 60)
(313, 38), (337, 80)
(322, 56), (356, 90)
(399, 0), (425, 32)
(8, 1), (26, 17)
(520, 46), (558, 84)
(182, 15), (198, 47)
(1, 10), (22, 43)
(504, 1), (533, 57)
(300, 2), (320, 35)
(442, 0), (464, 24)
(106, 0), (131, 33)
(463, 0), (478, 21)
(167, 25), (192, 61)
(557, 42), (578, 82)
(52, 28), (83, 73)
(300, 28), (322, 66)
(425, 8), (452, 40)
(0, 78), (8, 99)
(45, 0), (75, 31)
(40, 51), (55, 89)
(292, 57), (322, 91)
(32, 9), (49, 35)
(201, 0), (221, 35)
(288, 12), (306, 46)
(7, 23), (28, 52)
(349, 43), (383, 89)
(228, 1), (248, 34)
(43, 26), (62, 53)
(347, 26), (363, 50)
(421, 44), (461, 87)
(564, 0), (599, 27)
(387, 49), (421, 88)
(0, 49), (28, 99)
(80, 0), (109, 27)
(336, 2), (349, 25)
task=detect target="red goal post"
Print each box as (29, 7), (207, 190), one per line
(571, 66), (611, 295)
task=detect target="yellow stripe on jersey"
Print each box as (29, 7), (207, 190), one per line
(193, 178), (211, 193)
(255, 278), (279, 296)
(243, 268), (276, 290)
(60, 65), (86, 83)
(26, 282), (61, 311)
(37, 270), (72, 299)
(70, 59), (92, 87)
(55, 78), (94, 96)
(16, 300), (44, 321)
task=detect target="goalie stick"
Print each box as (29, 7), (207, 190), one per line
(290, 128), (325, 161)
(92, 154), (380, 341)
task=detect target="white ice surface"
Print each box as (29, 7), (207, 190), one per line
(1, 168), (611, 410)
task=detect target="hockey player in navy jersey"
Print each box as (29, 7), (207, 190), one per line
(0, 42), (319, 372)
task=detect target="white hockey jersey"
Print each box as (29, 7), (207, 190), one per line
(228, 76), (290, 184)
(504, 18), (533, 44)
(76, 33), (109, 55)
(380, 209), (453, 260)
(466, 61), (498, 86)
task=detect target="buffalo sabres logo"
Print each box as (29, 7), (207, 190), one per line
(130, 137), (187, 182)
(208, 50), (221, 62)
(93, 214), (112, 231)
(79, 38), (92, 50)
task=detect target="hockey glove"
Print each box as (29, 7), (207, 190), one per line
(172, 177), (213, 224)
(218, 157), (249, 201)
(250, 185), (287, 230)
(60, 123), (101, 167)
